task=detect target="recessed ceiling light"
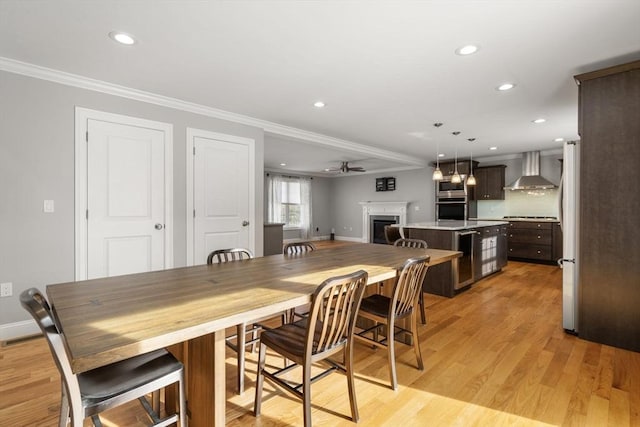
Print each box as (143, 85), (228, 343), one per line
(279, 163), (287, 166)
(532, 118), (546, 124)
(455, 45), (479, 56)
(554, 137), (565, 142)
(109, 31), (136, 45)
(324, 168), (331, 172)
(497, 83), (515, 91)
(313, 101), (325, 108)
(489, 146), (498, 151)
(438, 153), (445, 158)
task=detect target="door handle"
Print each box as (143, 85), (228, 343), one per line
(155, 223), (164, 230)
(242, 220), (250, 227)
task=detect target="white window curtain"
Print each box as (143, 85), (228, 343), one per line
(266, 174), (313, 239)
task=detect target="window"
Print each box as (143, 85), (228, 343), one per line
(267, 174), (313, 238)
(279, 180), (301, 227)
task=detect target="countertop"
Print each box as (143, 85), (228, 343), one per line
(472, 217), (559, 223)
(400, 220), (508, 231)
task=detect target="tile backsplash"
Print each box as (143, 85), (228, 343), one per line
(477, 189), (560, 218)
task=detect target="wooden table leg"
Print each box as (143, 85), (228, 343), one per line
(188, 330), (226, 427)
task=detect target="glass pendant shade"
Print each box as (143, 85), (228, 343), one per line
(451, 171), (461, 183)
(432, 167), (443, 181)
(466, 174), (476, 185)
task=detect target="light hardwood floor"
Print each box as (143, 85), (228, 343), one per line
(1, 241), (639, 426)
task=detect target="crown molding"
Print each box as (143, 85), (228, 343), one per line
(0, 56), (423, 167)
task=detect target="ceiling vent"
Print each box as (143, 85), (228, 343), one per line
(504, 151), (557, 190)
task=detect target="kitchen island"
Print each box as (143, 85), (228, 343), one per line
(398, 220), (508, 297)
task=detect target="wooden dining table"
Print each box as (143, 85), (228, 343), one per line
(46, 243), (461, 426)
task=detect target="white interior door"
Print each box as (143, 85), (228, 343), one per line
(86, 119), (166, 279)
(192, 133), (253, 264)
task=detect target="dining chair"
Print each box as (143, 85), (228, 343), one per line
(283, 241), (316, 320)
(207, 247), (284, 395)
(20, 288), (186, 427)
(384, 225), (402, 245)
(393, 238), (429, 324)
(355, 256), (430, 390)
(254, 270), (368, 427)
(283, 241), (316, 254)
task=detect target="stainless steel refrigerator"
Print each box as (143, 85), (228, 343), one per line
(558, 140), (579, 334)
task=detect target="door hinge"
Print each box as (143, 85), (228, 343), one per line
(193, 209), (196, 218)
(193, 146), (196, 155)
(86, 131), (89, 142)
(86, 209), (89, 220)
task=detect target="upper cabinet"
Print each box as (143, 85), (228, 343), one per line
(473, 165), (506, 200)
(436, 160), (478, 176)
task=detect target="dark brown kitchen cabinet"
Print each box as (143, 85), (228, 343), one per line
(473, 165), (506, 200)
(507, 221), (555, 262)
(574, 60), (640, 352)
(437, 160), (479, 176)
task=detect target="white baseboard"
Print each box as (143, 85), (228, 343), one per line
(335, 235), (367, 243)
(0, 320), (39, 342)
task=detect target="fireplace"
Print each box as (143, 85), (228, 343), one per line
(359, 201), (408, 243)
(370, 215), (399, 244)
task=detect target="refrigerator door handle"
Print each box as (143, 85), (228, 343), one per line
(557, 258), (576, 268)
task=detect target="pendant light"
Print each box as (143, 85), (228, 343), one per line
(467, 145), (476, 186)
(432, 122), (443, 181)
(450, 131), (461, 183)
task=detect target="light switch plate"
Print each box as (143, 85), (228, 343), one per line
(43, 200), (55, 213)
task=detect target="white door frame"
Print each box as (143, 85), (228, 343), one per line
(75, 107), (174, 280)
(186, 128), (256, 266)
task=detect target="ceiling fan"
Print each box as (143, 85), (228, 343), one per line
(327, 161), (366, 173)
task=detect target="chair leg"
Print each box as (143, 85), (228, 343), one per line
(345, 345), (359, 422)
(59, 383), (69, 427)
(411, 312), (424, 370)
(237, 323), (246, 395)
(419, 292), (427, 325)
(302, 362), (312, 427)
(387, 321), (398, 390)
(253, 343), (266, 416)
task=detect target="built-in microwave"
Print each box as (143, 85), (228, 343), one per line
(437, 177), (468, 198)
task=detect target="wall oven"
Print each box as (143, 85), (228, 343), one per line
(435, 177), (476, 220)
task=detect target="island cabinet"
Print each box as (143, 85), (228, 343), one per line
(473, 165), (506, 200)
(473, 225), (508, 281)
(405, 228), (456, 297)
(507, 221), (554, 262)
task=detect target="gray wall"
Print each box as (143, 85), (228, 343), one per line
(329, 168), (435, 239)
(0, 71), (264, 326)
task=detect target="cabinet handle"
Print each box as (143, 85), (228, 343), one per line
(537, 250), (541, 254)
(510, 234), (513, 237)
(509, 248), (513, 252)
(537, 235), (541, 239)
(537, 224), (541, 228)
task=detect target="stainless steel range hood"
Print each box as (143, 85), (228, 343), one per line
(504, 151), (557, 190)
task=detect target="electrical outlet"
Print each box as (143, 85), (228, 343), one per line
(0, 282), (12, 297)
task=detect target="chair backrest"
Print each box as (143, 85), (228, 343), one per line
(207, 248), (254, 264)
(305, 270), (368, 358)
(394, 238), (428, 249)
(20, 288), (82, 414)
(384, 225), (402, 245)
(283, 241), (316, 254)
(391, 256), (430, 318)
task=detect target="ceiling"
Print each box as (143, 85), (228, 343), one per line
(1, 1), (639, 176)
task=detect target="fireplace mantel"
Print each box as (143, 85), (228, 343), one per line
(359, 201), (408, 243)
